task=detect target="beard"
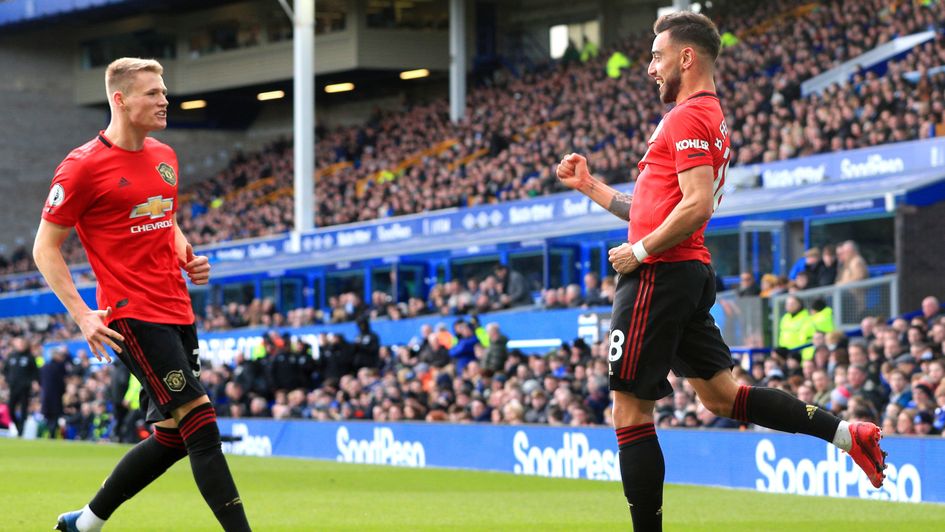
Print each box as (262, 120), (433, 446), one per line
(659, 71), (681, 104)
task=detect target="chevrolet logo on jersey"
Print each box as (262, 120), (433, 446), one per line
(130, 196), (173, 220)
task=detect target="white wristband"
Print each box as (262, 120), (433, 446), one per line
(631, 240), (649, 262)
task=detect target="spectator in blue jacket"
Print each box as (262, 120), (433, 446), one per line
(449, 320), (480, 374)
(789, 247), (824, 287)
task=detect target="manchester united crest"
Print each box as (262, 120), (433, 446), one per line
(163, 370), (186, 392)
(157, 162), (176, 186)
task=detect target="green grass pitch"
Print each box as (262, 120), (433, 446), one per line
(2, 438), (944, 531)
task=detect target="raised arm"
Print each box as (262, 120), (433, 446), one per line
(32, 219), (123, 360)
(556, 153), (632, 221)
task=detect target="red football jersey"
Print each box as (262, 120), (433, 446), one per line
(630, 91), (731, 264)
(42, 132), (195, 325)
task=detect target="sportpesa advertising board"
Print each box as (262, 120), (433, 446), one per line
(216, 419), (943, 504)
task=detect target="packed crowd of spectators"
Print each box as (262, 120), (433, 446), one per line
(6, 238), (900, 442)
(3, 0), (945, 280)
(735, 239), (871, 299)
(3, 292), (944, 442)
(0, 316), (119, 440)
(179, 139), (295, 245)
(0, 245), (45, 292)
(205, 320), (615, 426)
(732, 295), (945, 438)
(172, 0), (945, 238)
(723, 0), (945, 163)
(0, 239), (89, 293)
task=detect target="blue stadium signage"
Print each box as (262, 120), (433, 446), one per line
(198, 188), (621, 268)
(816, 198), (885, 216)
(216, 419), (945, 504)
(747, 137), (945, 189)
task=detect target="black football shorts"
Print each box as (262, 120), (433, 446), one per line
(608, 260), (734, 400)
(110, 318), (205, 424)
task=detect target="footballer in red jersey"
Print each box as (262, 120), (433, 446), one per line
(629, 89), (730, 265)
(43, 133), (194, 326)
(35, 58), (250, 532)
(556, 12), (886, 531)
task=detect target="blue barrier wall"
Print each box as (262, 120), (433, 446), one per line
(217, 419), (945, 504)
(0, 285), (96, 319)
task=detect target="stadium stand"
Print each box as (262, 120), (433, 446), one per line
(4, 0), (945, 279)
(166, 0), (945, 234)
(1, 0), (944, 449)
(8, 1), (945, 525)
(7, 208), (935, 441)
(3, 295), (944, 441)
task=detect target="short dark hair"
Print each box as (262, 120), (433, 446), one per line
(653, 11), (721, 61)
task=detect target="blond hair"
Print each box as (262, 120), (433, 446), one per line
(105, 57), (163, 96)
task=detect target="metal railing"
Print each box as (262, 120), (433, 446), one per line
(771, 274), (899, 342)
(716, 290), (768, 348)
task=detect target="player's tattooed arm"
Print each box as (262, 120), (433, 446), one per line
(607, 192), (633, 221)
(557, 154), (631, 221)
(579, 178), (632, 221)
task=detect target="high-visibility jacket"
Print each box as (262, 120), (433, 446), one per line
(123, 375), (142, 410)
(811, 307), (835, 334)
(580, 40), (599, 62)
(606, 52), (631, 79)
(251, 342), (267, 360)
(474, 326), (490, 349)
(779, 310), (815, 353)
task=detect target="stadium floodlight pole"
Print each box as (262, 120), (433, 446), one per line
(449, 0), (466, 123)
(290, 0), (315, 241)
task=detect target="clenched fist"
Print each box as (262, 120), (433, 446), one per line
(556, 153), (591, 190)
